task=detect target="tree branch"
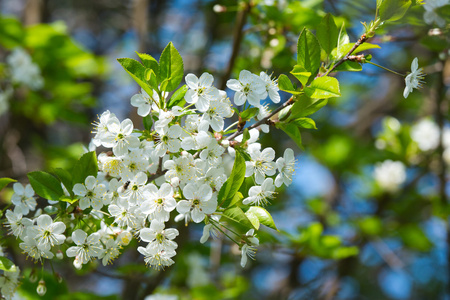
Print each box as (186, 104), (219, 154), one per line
(219, 1), (252, 90)
(226, 96), (295, 141)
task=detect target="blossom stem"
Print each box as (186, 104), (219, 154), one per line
(224, 121), (239, 133)
(210, 217), (241, 239)
(210, 220), (241, 245)
(366, 61), (405, 77)
(226, 96), (295, 141)
(183, 103), (196, 110)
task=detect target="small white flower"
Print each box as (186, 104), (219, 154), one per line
(275, 148), (296, 187)
(184, 72), (220, 112)
(226, 70), (266, 107)
(137, 246), (176, 270)
(423, 0), (449, 27)
(131, 88), (160, 117)
(91, 110), (119, 146)
(245, 146), (276, 184)
(403, 58), (425, 99)
(139, 220), (179, 251)
(243, 178), (275, 206)
(101, 118), (141, 156)
(28, 214), (66, 249)
(259, 71), (280, 103)
(66, 229), (103, 266)
(155, 125), (182, 157)
(240, 229), (259, 268)
(119, 172), (148, 205)
(19, 236), (54, 261)
(411, 119), (440, 151)
(141, 183), (177, 222)
(176, 183), (217, 223)
(108, 199), (142, 228)
(98, 239), (121, 266)
(73, 176), (107, 210)
(11, 183), (36, 215)
(5, 209), (33, 239)
(0, 266), (20, 300)
(374, 160), (406, 193)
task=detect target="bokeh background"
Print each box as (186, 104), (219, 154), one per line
(0, 0), (449, 299)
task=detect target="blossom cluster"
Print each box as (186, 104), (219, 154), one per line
(1, 69), (296, 298)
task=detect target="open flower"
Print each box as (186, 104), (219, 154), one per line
(176, 183), (216, 223)
(66, 229), (103, 266)
(240, 229), (259, 268)
(184, 72), (220, 112)
(403, 58), (425, 99)
(11, 183), (36, 215)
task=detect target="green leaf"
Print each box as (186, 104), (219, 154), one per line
(245, 210), (260, 230)
(218, 151), (246, 208)
(222, 207), (255, 230)
(278, 105), (293, 122)
(143, 115), (154, 131)
(72, 151), (98, 185)
(159, 42), (184, 92)
(334, 61), (362, 72)
(52, 168), (73, 196)
(277, 74), (296, 93)
(290, 65), (312, 87)
(379, 0), (411, 22)
(27, 171), (64, 201)
(0, 177), (17, 192)
(240, 107), (260, 121)
(246, 206), (278, 230)
(0, 257), (16, 272)
(297, 28), (321, 74)
(335, 23), (349, 59)
(241, 128), (251, 144)
(228, 192), (244, 208)
(59, 196), (78, 204)
(117, 58), (154, 96)
(337, 43), (380, 58)
(292, 117), (317, 129)
(304, 76), (340, 99)
(289, 95), (328, 119)
(316, 13), (338, 55)
(167, 84), (188, 108)
(136, 52), (159, 75)
(331, 246), (359, 259)
(276, 123), (303, 149)
(145, 68), (159, 91)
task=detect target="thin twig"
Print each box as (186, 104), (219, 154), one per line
(226, 96), (295, 141)
(219, 1), (252, 90)
(323, 33), (368, 76)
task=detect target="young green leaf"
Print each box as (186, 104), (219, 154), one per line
(52, 168), (73, 197)
(0, 257), (16, 272)
(240, 107), (260, 121)
(245, 210), (260, 230)
(288, 95), (328, 119)
(278, 74), (302, 94)
(317, 13), (339, 56)
(290, 65), (312, 87)
(28, 171), (64, 201)
(143, 115), (154, 131)
(335, 23), (350, 59)
(246, 206), (278, 231)
(304, 76), (340, 99)
(335, 61), (363, 72)
(72, 151), (98, 185)
(0, 177), (17, 192)
(167, 84), (188, 108)
(222, 206), (256, 230)
(218, 151), (246, 208)
(145, 68), (159, 91)
(159, 42), (184, 92)
(297, 28), (321, 74)
(136, 52), (159, 75)
(117, 58), (153, 96)
(379, 0), (411, 22)
(276, 123), (303, 149)
(292, 117), (317, 129)
(337, 43), (380, 58)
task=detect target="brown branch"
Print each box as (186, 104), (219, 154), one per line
(226, 96), (295, 141)
(323, 33), (368, 76)
(219, 1), (252, 90)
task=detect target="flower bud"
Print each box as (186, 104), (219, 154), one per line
(37, 280), (47, 296)
(213, 4), (226, 13)
(221, 140), (230, 148)
(56, 250), (63, 260)
(170, 177), (180, 188)
(73, 257), (82, 270)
